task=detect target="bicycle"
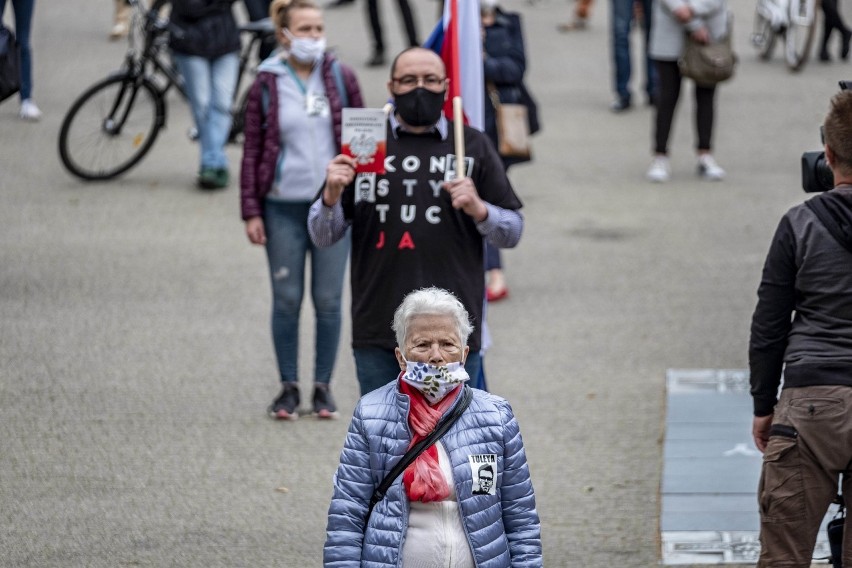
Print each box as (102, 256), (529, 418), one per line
(751, 0), (820, 72)
(58, 0), (274, 181)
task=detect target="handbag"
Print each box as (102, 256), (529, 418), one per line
(0, 24), (21, 103)
(366, 385), (473, 520)
(678, 16), (737, 87)
(487, 83), (532, 160)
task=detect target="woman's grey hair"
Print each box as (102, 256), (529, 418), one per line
(392, 287), (473, 349)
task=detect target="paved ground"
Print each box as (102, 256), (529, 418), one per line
(2, 0), (849, 566)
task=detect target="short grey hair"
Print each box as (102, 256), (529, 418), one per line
(392, 287), (473, 350)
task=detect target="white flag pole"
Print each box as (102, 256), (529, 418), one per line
(453, 96), (465, 180)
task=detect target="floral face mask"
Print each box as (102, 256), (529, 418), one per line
(400, 359), (470, 404)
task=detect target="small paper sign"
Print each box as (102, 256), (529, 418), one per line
(342, 108), (386, 174)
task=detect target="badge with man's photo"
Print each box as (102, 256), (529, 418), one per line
(468, 454), (497, 496)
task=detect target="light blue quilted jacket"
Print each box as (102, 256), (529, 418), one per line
(324, 381), (542, 567)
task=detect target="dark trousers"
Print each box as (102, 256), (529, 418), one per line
(820, 0), (851, 55)
(367, 0), (418, 54)
(653, 59), (716, 155)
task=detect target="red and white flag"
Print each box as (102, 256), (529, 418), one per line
(423, 0), (484, 131)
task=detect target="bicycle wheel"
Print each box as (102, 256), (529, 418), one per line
(785, 0), (819, 71)
(752, 3), (778, 60)
(58, 73), (164, 181)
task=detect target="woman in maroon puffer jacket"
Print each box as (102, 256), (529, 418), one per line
(240, 0), (363, 421)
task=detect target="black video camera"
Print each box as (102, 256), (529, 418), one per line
(802, 81), (852, 193)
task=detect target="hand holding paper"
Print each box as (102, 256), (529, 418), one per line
(324, 155), (357, 206)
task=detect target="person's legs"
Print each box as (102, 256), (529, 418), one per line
(653, 60), (681, 155)
(485, 242), (508, 301)
(610, 0), (633, 108)
(204, 51), (239, 170)
(173, 54), (212, 167)
(395, 0), (418, 46)
(174, 52), (237, 183)
(264, 201), (309, 384)
(693, 81), (725, 179)
(353, 347), (403, 395)
(11, 0), (34, 101)
(366, 0), (385, 65)
(310, 227), (350, 384)
(485, 241), (501, 272)
(821, 0), (852, 60)
(639, 0), (657, 103)
(694, 82), (716, 153)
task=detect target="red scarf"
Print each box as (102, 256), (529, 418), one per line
(398, 378), (462, 503)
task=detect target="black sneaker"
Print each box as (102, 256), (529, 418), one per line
(312, 384), (338, 419)
(269, 382), (300, 420)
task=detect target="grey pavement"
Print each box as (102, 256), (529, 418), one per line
(1, 0), (848, 566)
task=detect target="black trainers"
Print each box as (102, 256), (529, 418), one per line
(269, 382), (300, 420)
(312, 384), (338, 419)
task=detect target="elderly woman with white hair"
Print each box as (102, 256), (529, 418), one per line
(324, 287), (542, 567)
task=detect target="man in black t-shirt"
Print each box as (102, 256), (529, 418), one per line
(308, 47), (523, 395)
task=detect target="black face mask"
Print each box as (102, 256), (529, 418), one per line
(394, 87), (446, 127)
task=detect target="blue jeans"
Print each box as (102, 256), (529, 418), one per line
(172, 51), (239, 170)
(353, 347), (482, 396)
(1, 0), (35, 100)
(264, 200), (350, 384)
(610, 0), (657, 103)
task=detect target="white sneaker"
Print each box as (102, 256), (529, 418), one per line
(697, 154), (725, 180)
(646, 156), (671, 183)
(19, 99), (42, 121)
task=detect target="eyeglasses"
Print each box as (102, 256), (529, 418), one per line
(392, 74), (447, 93)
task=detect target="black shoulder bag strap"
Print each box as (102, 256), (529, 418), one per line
(805, 192), (852, 256)
(366, 385), (473, 520)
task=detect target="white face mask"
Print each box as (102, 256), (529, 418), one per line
(283, 29), (326, 64)
(400, 358), (470, 404)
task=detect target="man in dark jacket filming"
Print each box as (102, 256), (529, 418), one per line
(750, 90), (852, 568)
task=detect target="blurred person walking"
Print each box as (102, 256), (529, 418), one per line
(609, 0), (656, 112)
(1, 0), (41, 120)
(169, 0), (241, 189)
(481, 0), (539, 302)
(646, 0), (729, 183)
(818, 0), (852, 62)
(240, 0), (363, 420)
